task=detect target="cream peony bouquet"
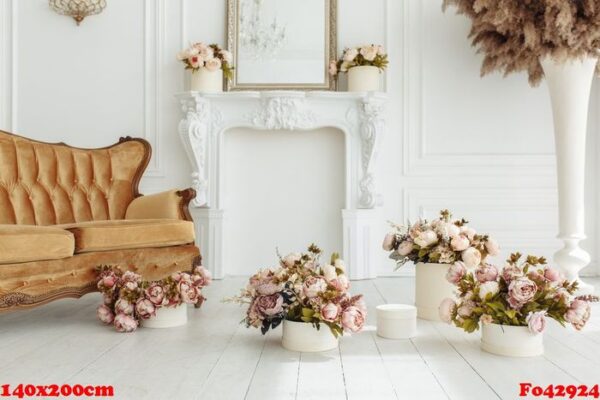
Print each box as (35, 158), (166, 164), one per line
(383, 209), (499, 269)
(440, 253), (598, 334)
(227, 244), (366, 337)
(329, 44), (388, 76)
(177, 42), (234, 80)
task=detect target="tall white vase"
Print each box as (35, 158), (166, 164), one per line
(415, 262), (455, 321)
(540, 56), (597, 295)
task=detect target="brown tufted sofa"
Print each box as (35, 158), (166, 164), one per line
(0, 130), (201, 313)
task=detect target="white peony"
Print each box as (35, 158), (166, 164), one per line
(414, 231), (438, 248)
(321, 264), (338, 282)
(360, 45), (378, 61)
(343, 48), (359, 62)
(461, 247), (481, 269)
(479, 281), (499, 300)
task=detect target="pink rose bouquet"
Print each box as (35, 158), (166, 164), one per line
(440, 253), (598, 334)
(177, 42), (234, 80)
(95, 264), (212, 333)
(383, 209), (498, 269)
(227, 244), (366, 338)
(330, 44), (388, 76)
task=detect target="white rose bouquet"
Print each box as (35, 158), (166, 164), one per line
(177, 42), (234, 80)
(227, 244), (366, 337)
(383, 209), (499, 269)
(440, 253), (599, 334)
(329, 44), (388, 76)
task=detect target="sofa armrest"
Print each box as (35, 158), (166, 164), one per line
(125, 188), (196, 221)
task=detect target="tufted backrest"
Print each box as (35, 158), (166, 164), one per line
(0, 130), (151, 226)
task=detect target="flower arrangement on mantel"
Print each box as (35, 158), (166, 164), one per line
(227, 244), (366, 337)
(440, 253), (599, 334)
(442, 0), (600, 86)
(177, 42), (234, 80)
(382, 209), (499, 269)
(329, 44), (389, 76)
(96, 265), (212, 333)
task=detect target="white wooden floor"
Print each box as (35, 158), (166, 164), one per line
(1, 277), (599, 400)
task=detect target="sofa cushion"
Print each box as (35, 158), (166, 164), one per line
(58, 219), (195, 253)
(0, 225), (75, 264)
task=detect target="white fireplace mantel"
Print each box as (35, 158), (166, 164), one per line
(176, 91), (387, 279)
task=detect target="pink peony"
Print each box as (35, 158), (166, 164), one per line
(341, 306), (365, 333)
(321, 302), (341, 322)
(566, 299), (591, 331)
(343, 48), (359, 62)
(103, 293), (113, 306)
(450, 234), (470, 251)
(256, 282), (280, 295)
(114, 299), (134, 315)
(194, 266), (212, 286)
(508, 277), (537, 309)
(179, 280), (201, 304)
(439, 298), (456, 323)
(461, 247), (481, 269)
(121, 271), (141, 291)
(220, 49), (233, 63)
(283, 253), (302, 267)
(544, 267), (563, 284)
(97, 304), (114, 324)
(302, 276), (327, 298)
(330, 274), (350, 292)
(414, 231), (438, 248)
(135, 298), (156, 320)
(475, 264), (498, 283)
(97, 273), (117, 291)
(460, 226), (476, 240)
(526, 311), (547, 334)
(457, 300), (475, 317)
(382, 233), (396, 251)
(321, 264), (338, 282)
(145, 283), (166, 306)
(484, 238), (499, 256)
(446, 261), (466, 284)
(397, 241), (414, 256)
(436, 222), (460, 238)
(114, 313), (138, 333)
(502, 264), (523, 283)
(255, 294), (284, 316)
(205, 57), (222, 71)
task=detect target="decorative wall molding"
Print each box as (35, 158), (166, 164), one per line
(177, 91), (387, 278)
(0, 0), (16, 132)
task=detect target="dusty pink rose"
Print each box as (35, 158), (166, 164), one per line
(341, 306), (365, 333)
(114, 313), (138, 333)
(97, 273), (117, 291)
(502, 264), (523, 283)
(475, 264), (498, 283)
(255, 294), (284, 316)
(446, 261), (466, 284)
(461, 247), (482, 269)
(114, 299), (134, 315)
(439, 298), (456, 323)
(382, 233), (396, 251)
(97, 304), (114, 324)
(397, 241), (414, 256)
(508, 277), (537, 309)
(302, 276), (327, 298)
(566, 299), (591, 331)
(321, 302), (341, 322)
(484, 238), (499, 256)
(544, 267), (563, 284)
(330, 274), (350, 292)
(450, 234), (470, 251)
(179, 280), (200, 304)
(205, 57), (222, 71)
(526, 311), (547, 334)
(145, 283), (166, 306)
(135, 298), (156, 320)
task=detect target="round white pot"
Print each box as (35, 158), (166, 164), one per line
(347, 65), (381, 92)
(281, 320), (338, 352)
(376, 304), (417, 339)
(142, 304), (188, 328)
(190, 67), (223, 92)
(540, 56), (598, 295)
(481, 323), (543, 357)
(415, 262), (455, 321)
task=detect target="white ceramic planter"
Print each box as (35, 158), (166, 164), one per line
(142, 305), (188, 328)
(376, 304), (417, 339)
(481, 323), (543, 357)
(415, 262), (455, 321)
(540, 56), (598, 295)
(347, 65), (381, 92)
(281, 320), (338, 352)
(190, 67), (223, 92)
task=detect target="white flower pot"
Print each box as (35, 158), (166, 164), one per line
(190, 67), (223, 93)
(481, 323), (543, 357)
(540, 56), (598, 295)
(281, 320), (338, 352)
(347, 65), (381, 92)
(376, 304), (417, 339)
(142, 304), (188, 328)
(415, 262), (455, 321)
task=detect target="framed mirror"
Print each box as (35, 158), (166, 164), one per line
(226, 0), (337, 90)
